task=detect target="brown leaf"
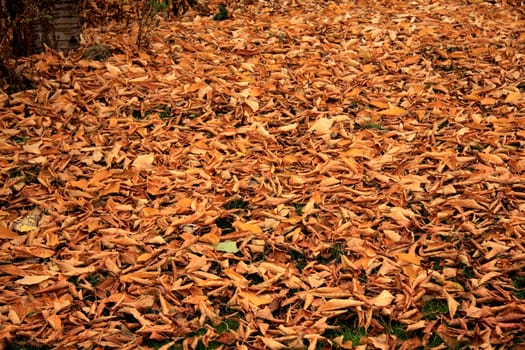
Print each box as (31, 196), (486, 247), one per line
(317, 299), (364, 311)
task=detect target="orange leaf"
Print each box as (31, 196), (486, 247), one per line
(505, 92), (522, 103)
(396, 253), (421, 265)
(378, 106), (406, 116)
(25, 247), (55, 258)
(0, 222), (18, 239)
(233, 221), (262, 234)
(46, 313), (62, 331)
(480, 97), (497, 105)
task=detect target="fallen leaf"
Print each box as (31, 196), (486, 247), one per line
(215, 240), (239, 253)
(309, 117), (334, 135)
(233, 221), (262, 234)
(371, 290), (394, 307)
(0, 222), (18, 239)
(239, 291), (273, 306)
(317, 299), (364, 311)
(16, 275), (53, 285)
(132, 153), (155, 171)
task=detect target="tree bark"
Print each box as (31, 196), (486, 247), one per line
(30, 0), (81, 53)
(6, 0), (81, 56)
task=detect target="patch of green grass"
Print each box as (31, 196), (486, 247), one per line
(86, 273), (103, 287)
(462, 266), (475, 279)
(428, 333), (444, 347)
(143, 339), (181, 350)
(341, 326), (366, 347)
(381, 318), (407, 340)
(213, 318), (240, 334)
(196, 341), (221, 350)
(430, 257), (444, 271)
(422, 299), (449, 320)
(11, 133), (29, 144)
(316, 243), (346, 264)
(143, 105), (172, 119)
(289, 249), (307, 271)
(324, 319), (366, 348)
(364, 122), (383, 130)
(512, 274), (525, 299)
(224, 198), (249, 210)
(294, 203), (304, 216)
(330, 243), (346, 263)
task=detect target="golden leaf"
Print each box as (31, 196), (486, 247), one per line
(378, 106), (406, 116)
(233, 221), (262, 234)
(505, 92), (522, 103)
(396, 253), (422, 265)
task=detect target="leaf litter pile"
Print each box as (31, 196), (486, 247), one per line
(1, 0), (525, 349)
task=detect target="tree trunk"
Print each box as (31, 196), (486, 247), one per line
(7, 0), (81, 56)
(30, 0), (81, 53)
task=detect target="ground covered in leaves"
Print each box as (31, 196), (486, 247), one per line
(1, 0), (525, 349)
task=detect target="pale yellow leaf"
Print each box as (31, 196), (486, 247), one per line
(16, 275), (52, 285)
(480, 97), (497, 105)
(320, 177), (340, 187)
(245, 98), (259, 112)
(233, 221), (262, 234)
(132, 153), (155, 171)
(137, 253), (152, 262)
(277, 123), (298, 132)
(260, 337), (287, 350)
(309, 117), (334, 135)
(105, 62), (121, 75)
(23, 140), (42, 155)
(371, 290), (394, 307)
